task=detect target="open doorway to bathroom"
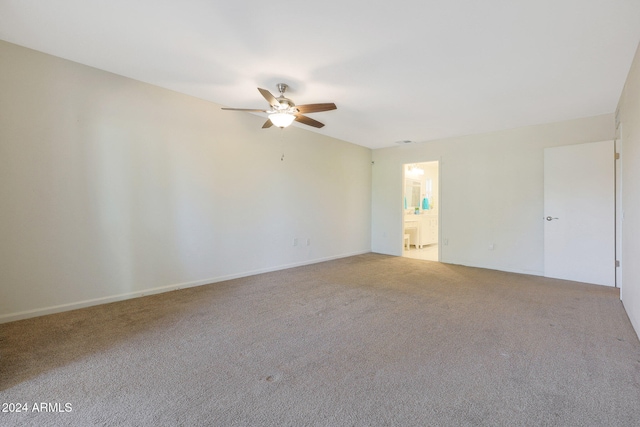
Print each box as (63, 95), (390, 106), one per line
(402, 161), (439, 261)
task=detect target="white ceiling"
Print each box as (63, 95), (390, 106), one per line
(1, 1), (639, 149)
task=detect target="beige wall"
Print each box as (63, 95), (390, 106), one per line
(3, 37), (638, 340)
(372, 115), (614, 275)
(618, 42), (640, 335)
(0, 41), (372, 322)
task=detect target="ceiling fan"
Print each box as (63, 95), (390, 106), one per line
(222, 83), (337, 129)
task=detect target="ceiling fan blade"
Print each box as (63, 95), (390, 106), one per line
(262, 119), (273, 128)
(295, 103), (337, 114)
(221, 108), (268, 112)
(258, 88), (280, 108)
(294, 114), (325, 128)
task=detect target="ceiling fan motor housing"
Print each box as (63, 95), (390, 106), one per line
(276, 97), (295, 111)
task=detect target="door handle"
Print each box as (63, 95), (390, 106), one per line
(546, 216), (559, 221)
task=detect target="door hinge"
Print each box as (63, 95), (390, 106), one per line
(616, 260), (620, 267)
(615, 153), (620, 160)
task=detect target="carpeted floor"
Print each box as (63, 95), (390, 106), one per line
(1, 253), (639, 426)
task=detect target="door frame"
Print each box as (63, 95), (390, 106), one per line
(400, 160), (441, 261)
(615, 124), (622, 289)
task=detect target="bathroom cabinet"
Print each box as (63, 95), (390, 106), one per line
(404, 213), (438, 248)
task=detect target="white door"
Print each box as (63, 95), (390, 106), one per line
(544, 140), (615, 287)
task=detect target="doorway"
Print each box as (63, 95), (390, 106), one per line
(402, 161), (439, 261)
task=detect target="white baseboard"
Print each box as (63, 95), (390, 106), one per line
(0, 251), (370, 324)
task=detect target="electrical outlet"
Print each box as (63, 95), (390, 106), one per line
(306, 238), (311, 246)
(293, 238), (298, 246)
(489, 243), (495, 250)
(443, 238), (449, 246)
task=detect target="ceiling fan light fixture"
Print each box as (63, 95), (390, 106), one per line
(406, 164), (424, 176)
(269, 112), (295, 128)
